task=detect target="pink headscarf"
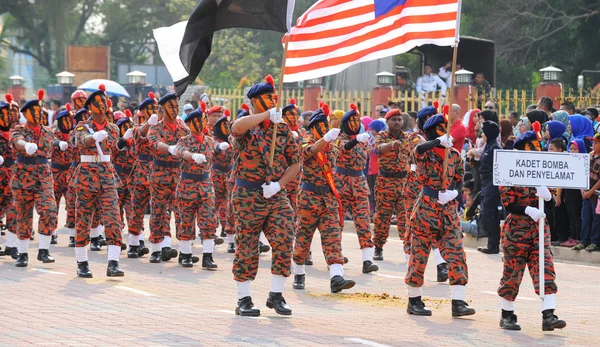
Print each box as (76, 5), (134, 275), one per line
(361, 116), (373, 130)
(463, 108), (481, 143)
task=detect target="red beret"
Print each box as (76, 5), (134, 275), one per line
(385, 109), (401, 120)
(208, 105), (223, 115)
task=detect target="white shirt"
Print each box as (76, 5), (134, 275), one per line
(416, 73), (447, 95)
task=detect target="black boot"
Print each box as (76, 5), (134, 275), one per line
(138, 241), (150, 257)
(5, 247), (18, 259)
(161, 247), (178, 261)
(202, 253), (218, 270)
(0, 247), (4, 256)
(330, 275), (356, 293)
(235, 296), (260, 317)
(106, 260), (124, 277)
(293, 274), (305, 290)
(500, 310), (521, 330)
(304, 251), (313, 265)
(77, 261), (93, 278)
(477, 247), (500, 254)
(90, 237), (101, 251)
(452, 300), (476, 317)
(179, 253), (193, 268)
(68, 236), (75, 248)
(98, 234), (107, 246)
(266, 292), (292, 315)
(214, 237), (224, 245)
(15, 253), (28, 267)
(227, 243), (235, 253)
(407, 296), (432, 316)
(437, 263), (449, 282)
(374, 247), (383, 261)
(542, 309), (566, 331)
(66, 222), (75, 229)
(362, 260), (379, 273)
(120, 243), (127, 251)
(344, 257), (349, 264)
(259, 241), (270, 253)
(51, 235), (58, 245)
(220, 230), (226, 238)
(37, 249), (55, 263)
(149, 251), (162, 263)
(127, 245), (139, 258)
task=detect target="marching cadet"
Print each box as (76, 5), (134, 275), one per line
(127, 93), (158, 257)
(10, 90), (59, 267)
(282, 98), (302, 216)
(206, 105), (223, 136)
(0, 98), (18, 258)
(231, 75), (300, 317)
(497, 126), (566, 331)
(173, 108), (218, 269)
(405, 109), (475, 317)
(50, 104), (76, 244)
(71, 84), (124, 278)
(335, 103), (378, 274)
(147, 92), (189, 263)
(292, 105), (355, 293)
(372, 109), (411, 260)
(211, 110), (234, 245)
(106, 99), (115, 124)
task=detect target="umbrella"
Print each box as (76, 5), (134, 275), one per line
(78, 79), (130, 98)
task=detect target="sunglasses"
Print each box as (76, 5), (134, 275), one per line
(485, 106), (495, 110)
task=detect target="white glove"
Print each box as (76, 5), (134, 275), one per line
(192, 153), (207, 164)
(59, 141), (68, 151)
(168, 145), (177, 156)
(261, 181), (281, 199)
(525, 206), (545, 222)
(437, 189), (458, 205)
(292, 131), (299, 140)
(92, 130), (108, 143)
(356, 132), (370, 143)
(268, 108), (283, 124)
(148, 114), (158, 125)
(218, 142), (229, 151)
(437, 134), (453, 148)
(323, 128), (341, 143)
(535, 186), (552, 202)
(0, 155), (4, 166)
(123, 129), (134, 140)
(24, 142), (38, 155)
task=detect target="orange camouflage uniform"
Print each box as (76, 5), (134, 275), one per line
(0, 131), (16, 235)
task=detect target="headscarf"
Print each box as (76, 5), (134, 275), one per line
(552, 110), (571, 139)
(499, 119), (513, 144)
(361, 116), (373, 130)
(463, 108), (480, 143)
(569, 138), (588, 154)
(568, 114), (594, 142)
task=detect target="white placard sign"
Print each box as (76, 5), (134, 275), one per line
(493, 150), (590, 189)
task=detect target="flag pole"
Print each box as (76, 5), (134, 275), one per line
(269, 33), (290, 169)
(442, 41), (459, 180)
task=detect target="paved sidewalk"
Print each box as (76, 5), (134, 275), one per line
(1, 212), (598, 346)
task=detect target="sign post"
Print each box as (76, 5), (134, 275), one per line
(493, 150), (590, 300)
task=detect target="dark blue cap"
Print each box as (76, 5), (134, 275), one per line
(423, 114), (445, 130)
(247, 76), (276, 99)
(74, 108), (89, 122)
(83, 89), (106, 110)
(341, 109), (358, 124)
(0, 101), (9, 111)
(417, 106), (437, 119)
(308, 109), (328, 129)
(185, 109), (203, 124)
(116, 117), (131, 127)
(158, 93), (177, 105)
(20, 99), (41, 113)
(55, 109), (72, 121)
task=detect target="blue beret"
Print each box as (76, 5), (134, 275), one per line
(341, 109), (358, 124)
(158, 93), (177, 105)
(0, 101), (9, 111)
(83, 89), (106, 110)
(368, 119), (387, 133)
(237, 109), (250, 118)
(55, 109), (72, 120)
(185, 109), (203, 124)
(116, 117), (131, 127)
(417, 106), (437, 119)
(423, 114), (445, 130)
(513, 131), (538, 149)
(74, 108), (89, 122)
(308, 109), (328, 129)
(20, 99), (41, 113)
(139, 97), (157, 110)
(282, 103), (297, 115)
(247, 82), (275, 99)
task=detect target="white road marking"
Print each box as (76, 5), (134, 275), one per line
(375, 273), (404, 279)
(32, 268), (66, 275)
(114, 285), (156, 297)
(344, 338), (392, 347)
(480, 291), (537, 301)
(217, 309), (266, 319)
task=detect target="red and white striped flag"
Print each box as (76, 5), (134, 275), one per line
(283, 0), (461, 83)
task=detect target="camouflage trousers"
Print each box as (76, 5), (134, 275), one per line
(13, 187), (58, 239)
(224, 178), (236, 235)
(117, 186), (133, 230)
(373, 176), (406, 248)
(128, 182), (150, 236)
(232, 186), (294, 282)
(0, 170), (16, 234)
(212, 169), (230, 234)
(149, 182), (179, 244)
(405, 196), (468, 287)
(65, 166), (78, 226)
(76, 188), (122, 247)
(334, 173), (373, 249)
(52, 166), (70, 215)
(498, 215), (557, 301)
(176, 181), (217, 241)
(293, 190), (344, 266)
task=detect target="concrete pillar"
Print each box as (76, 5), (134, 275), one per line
(303, 86), (321, 112)
(536, 83), (562, 110)
(372, 86), (393, 116)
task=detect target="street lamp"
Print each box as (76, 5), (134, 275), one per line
(539, 66), (562, 83)
(55, 71), (75, 85)
(455, 69), (473, 85)
(9, 75), (24, 86)
(306, 77), (323, 86)
(376, 71), (395, 86)
(127, 70), (147, 85)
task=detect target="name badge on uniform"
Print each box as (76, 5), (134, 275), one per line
(410, 164), (416, 172)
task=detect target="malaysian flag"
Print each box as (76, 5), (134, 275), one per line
(283, 0), (461, 83)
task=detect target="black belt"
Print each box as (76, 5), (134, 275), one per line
(379, 170), (407, 179)
(212, 163), (232, 172)
(51, 162), (71, 171)
(1, 158), (15, 167)
(16, 156), (48, 165)
(335, 167), (364, 177)
(421, 183), (457, 199)
(138, 154), (153, 162)
(235, 178), (263, 190)
(71, 161), (79, 167)
(114, 164), (133, 175)
(181, 172), (210, 182)
(301, 182), (331, 194)
(152, 159), (181, 168)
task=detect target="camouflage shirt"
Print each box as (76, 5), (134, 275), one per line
(10, 123), (55, 190)
(301, 136), (339, 186)
(175, 134), (215, 200)
(375, 130), (411, 173)
(336, 133), (368, 172)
